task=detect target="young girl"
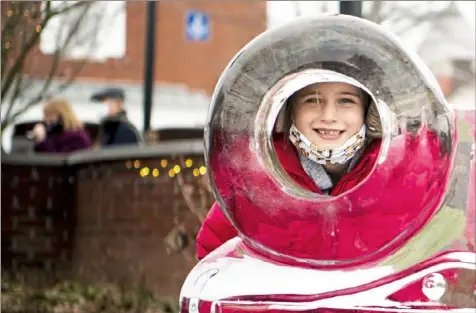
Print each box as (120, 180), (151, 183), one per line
(197, 70), (384, 261)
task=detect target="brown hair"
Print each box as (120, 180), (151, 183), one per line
(43, 99), (83, 132)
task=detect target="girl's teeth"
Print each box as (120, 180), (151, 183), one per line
(318, 130), (340, 135)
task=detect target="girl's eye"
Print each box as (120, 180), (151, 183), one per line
(339, 98), (356, 104)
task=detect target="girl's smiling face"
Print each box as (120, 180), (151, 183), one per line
(291, 82), (366, 149)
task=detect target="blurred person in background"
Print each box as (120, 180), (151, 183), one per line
(30, 99), (93, 154)
(90, 87), (142, 147)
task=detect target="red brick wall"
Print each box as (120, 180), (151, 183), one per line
(72, 155), (209, 296)
(1, 165), (77, 270)
(2, 153), (211, 297)
(22, 1), (267, 95)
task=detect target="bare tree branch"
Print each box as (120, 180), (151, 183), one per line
(1, 2), (27, 76)
(364, 1), (459, 36)
(1, 1), (53, 100)
(164, 157), (215, 257)
(1, 59), (88, 131)
(1, 1), (93, 99)
(1, 0), (103, 132)
(175, 156), (210, 223)
(48, 1), (90, 17)
(2, 69), (25, 131)
(392, 3), (460, 36)
(1, 2), (26, 36)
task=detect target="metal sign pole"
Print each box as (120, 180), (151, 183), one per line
(339, 1), (363, 18)
(143, 0), (157, 133)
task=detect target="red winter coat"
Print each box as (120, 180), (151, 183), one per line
(197, 132), (379, 260)
(197, 127), (448, 262)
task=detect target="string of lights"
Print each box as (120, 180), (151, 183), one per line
(125, 158), (207, 178)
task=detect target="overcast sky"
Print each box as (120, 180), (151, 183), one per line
(267, 1), (475, 52)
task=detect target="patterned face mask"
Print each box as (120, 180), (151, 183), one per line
(289, 124), (366, 165)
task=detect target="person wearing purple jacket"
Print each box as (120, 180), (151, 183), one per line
(30, 99), (92, 154)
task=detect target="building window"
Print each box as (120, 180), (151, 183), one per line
(40, 1), (126, 61)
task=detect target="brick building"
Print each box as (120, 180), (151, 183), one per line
(2, 1), (267, 150)
(27, 1), (267, 94)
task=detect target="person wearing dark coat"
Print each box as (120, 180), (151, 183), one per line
(90, 87), (143, 147)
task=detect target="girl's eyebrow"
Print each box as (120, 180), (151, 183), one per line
(297, 91), (318, 97)
(296, 90), (361, 98)
(339, 91), (361, 98)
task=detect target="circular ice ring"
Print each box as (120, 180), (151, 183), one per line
(205, 15), (455, 267)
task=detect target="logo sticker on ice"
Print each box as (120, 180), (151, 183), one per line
(422, 273), (447, 301)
